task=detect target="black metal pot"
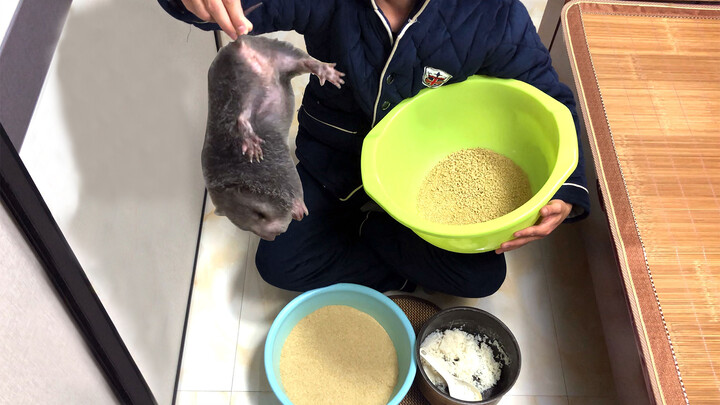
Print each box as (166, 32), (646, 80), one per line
(415, 306), (521, 405)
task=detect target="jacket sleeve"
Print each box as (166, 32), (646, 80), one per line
(478, 0), (590, 222)
(156, 0), (336, 36)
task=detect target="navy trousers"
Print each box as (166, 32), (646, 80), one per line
(255, 163), (507, 298)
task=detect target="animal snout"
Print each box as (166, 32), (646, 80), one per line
(256, 218), (290, 241)
(269, 218), (290, 234)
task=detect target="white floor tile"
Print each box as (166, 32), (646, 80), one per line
(178, 208), (619, 401)
(231, 236), (300, 392)
(578, 168), (651, 404)
(567, 396), (617, 405)
(179, 229), (617, 401)
(478, 242), (567, 397)
(499, 395), (569, 405)
(178, 198), (252, 391)
(175, 391), (231, 405)
(231, 391), (282, 405)
(521, 0), (550, 29)
(413, 242), (567, 397)
(540, 225), (616, 398)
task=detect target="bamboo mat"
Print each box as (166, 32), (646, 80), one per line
(562, 1), (720, 404)
(388, 295), (440, 405)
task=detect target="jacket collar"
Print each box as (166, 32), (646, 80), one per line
(367, 0), (431, 16)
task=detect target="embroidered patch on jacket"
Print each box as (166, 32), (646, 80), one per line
(422, 66), (452, 88)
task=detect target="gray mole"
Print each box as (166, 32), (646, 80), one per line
(202, 35), (344, 241)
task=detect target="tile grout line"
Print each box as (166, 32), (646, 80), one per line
(176, 390), (232, 393)
(537, 241), (570, 398)
(177, 390), (274, 393)
(229, 235), (254, 393)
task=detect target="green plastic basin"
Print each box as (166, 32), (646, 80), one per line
(361, 75), (578, 253)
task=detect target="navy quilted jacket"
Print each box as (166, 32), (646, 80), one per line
(159, 0), (590, 221)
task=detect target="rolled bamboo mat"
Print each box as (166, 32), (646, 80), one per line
(562, 1), (720, 403)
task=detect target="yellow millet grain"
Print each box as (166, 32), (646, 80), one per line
(417, 148), (532, 225)
(279, 305), (398, 405)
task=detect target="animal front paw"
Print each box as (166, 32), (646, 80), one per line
(291, 198), (309, 221)
(241, 131), (264, 163)
(237, 114), (264, 162)
(314, 63), (345, 89)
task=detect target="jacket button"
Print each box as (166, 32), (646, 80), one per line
(381, 101), (391, 110)
(386, 74), (395, 84)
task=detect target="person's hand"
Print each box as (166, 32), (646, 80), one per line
(495, 199), (573, 254)
(181, 0), (253, 40)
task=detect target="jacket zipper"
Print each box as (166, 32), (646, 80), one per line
(371, 0), (394, 46)
(370, 0), (432, 127)
(301, 106), (358, 134)
(339, 0), (432, 202)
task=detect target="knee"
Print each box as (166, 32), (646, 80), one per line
(455, 259), (507, 298)
(255, 241), (299, 291)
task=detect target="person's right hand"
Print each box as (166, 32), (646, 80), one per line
(181, 0), (253, 40)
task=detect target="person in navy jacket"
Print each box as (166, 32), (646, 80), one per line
(159, 0), (591, 297)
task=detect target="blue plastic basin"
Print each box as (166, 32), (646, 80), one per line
(264, 283), (416, 405)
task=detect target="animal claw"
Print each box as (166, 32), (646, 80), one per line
(240, 131), (263, 163)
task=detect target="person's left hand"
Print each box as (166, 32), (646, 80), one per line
(495, 199), (573, 254)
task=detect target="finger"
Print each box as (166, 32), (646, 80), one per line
(222, 0), (252, 35)
(513, 224), (540, 238)
(495, 236), (542, 254)
(206, 0), (239, 40)
(513, 216), (561, 238)
(183, 0), (213, 21)
(540, 201), (564, 217)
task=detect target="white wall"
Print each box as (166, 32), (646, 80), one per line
(0, 203), (120, 405)
(0, 1), (115, 402)
(17, 0), (218, 403)
(0, 0), (21, 48)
